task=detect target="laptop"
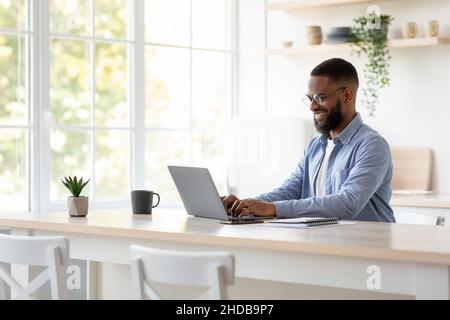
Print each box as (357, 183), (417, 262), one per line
(168, 166), (269, 224)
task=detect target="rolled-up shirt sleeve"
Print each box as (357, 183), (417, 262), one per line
(271, 137), (391, 219)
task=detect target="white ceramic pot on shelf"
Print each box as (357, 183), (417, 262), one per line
(68, 196), (89, 217)
(305, 26), (323, 45)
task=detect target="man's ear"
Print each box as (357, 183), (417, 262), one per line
(344, 87), (354, 104)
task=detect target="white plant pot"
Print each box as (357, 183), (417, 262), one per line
(68, 196), (89, 217)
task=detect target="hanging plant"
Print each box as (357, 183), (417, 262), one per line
(349, 13), (394, 116)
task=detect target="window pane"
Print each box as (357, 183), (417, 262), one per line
(50, 130), (91, 201)
(0, 34), (27, 125)
(0, 0), (26, 30)
(192, 130), (226, 195)
(192, 0), (229, 50)
(145, 131), (190, 204)
(145, 46), (190, 129)
(192, 50), (229, 130)
(145, 0), (189, 46)
(95, 130), (129, 199)
(51, 39), (91, 126)
(95, 0), (128, 40)
(50, 0), (90, 36)
(95, 43), (129, 127)
(0, 129), (28, 212)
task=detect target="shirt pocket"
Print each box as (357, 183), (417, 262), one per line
(333, 168), (351, 192)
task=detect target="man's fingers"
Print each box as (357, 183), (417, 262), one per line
(239, 208), (252, 217)
(230, 200), (242, 216)
(222, 196), (231, 206)
(232, 200), (249, 216)
(235, 201), (252, 216)
(223, 198), (233, 209)
(234, 201), (244, 216)
(222, 195), (238, 211)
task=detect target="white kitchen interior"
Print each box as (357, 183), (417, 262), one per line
(100, 0), (450, 299)
(1, 0), (450, 300)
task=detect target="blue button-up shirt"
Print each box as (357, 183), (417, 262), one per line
(255, 113), (395, 222)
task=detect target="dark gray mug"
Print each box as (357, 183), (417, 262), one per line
(131, 190), (160, 214)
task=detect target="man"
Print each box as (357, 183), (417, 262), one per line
(222, 58), (395, 222)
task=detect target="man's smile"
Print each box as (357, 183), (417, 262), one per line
(314, 110), (327, 121)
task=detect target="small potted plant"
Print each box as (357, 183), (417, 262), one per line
(62, 176), (90, 217)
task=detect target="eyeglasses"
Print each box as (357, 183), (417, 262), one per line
(302, 87), (346, 107)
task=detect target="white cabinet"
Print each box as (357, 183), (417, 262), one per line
(391, 194), (450, 226)
(392, 206), (448, 226)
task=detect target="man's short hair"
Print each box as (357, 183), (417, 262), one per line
(311, 58), (359, 86)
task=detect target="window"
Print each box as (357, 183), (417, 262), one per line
(48, 0), (131, 206)
(144, 0), (232, 204)
(0, 0), (235, 212)
(0, 0), (30, 211)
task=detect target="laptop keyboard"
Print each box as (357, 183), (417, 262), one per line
(228, 215), (273, 221)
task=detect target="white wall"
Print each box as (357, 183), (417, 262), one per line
(233, 0), (315, 197)
(239, 0), (450, 193)
(226, 115), (313, 197)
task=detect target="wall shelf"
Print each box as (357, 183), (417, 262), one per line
(267, 0), (391, 11)
(267, 37), (450, 56)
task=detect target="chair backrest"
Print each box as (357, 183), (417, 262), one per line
(0, 234), (69, 300)
(394, 211), (445, 226)
(129, 245), (235, 300)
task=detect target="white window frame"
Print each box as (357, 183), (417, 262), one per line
(143, 0), (238, 207)
(0, 0), (34, 212)
(26, 0), (238, 213)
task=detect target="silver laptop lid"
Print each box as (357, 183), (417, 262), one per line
(168, 166), (229, 220)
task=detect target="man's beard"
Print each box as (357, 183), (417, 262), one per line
(313, 100), (343, 138)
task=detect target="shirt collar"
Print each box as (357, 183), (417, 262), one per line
(319, 113), (363, 145)
(336, 113), (363, 145)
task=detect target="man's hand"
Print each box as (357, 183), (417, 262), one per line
(231, 199), (276, 217)
(220, 194), (240, 215)
(221, 194), (276, 218)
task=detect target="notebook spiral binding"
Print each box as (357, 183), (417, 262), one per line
(304, 217), (340, 226)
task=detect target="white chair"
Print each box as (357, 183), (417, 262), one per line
(129, 245), (235, 300)
(0, 234), (69, 300)
(394, 211), (446, 226)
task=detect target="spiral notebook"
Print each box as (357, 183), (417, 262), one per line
(268, 217), (340, 228)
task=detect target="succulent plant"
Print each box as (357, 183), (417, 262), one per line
(61, 176), (90, 197)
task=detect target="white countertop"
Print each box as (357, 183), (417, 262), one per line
(2, 208), (450, 265)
